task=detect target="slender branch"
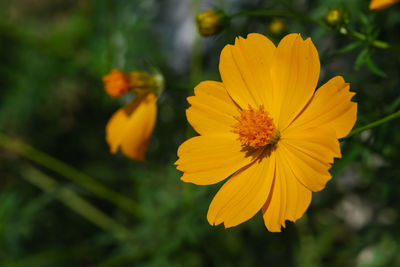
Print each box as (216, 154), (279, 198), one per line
(229, 10), (400, 51)
(342, 109), (400, 139)
(230, 10), (324, 26)
(21, 166), (133, 242)
(0, 133), (141, 218)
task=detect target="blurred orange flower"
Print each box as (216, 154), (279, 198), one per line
(106, 92), (157, 161)
(102, 69), (131, 98)
(102, 69), (161, 161)
(369, 0), (399, 10)
(175, 33), (357, 232)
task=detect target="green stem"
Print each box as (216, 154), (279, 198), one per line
(230, 10), (324, 26)
(0, 133), (141, 218)
(229, 10), (400, 51)
(21, 166), (133, 242)
(343, 28), (396, 50)
(343, 109), (400, 139)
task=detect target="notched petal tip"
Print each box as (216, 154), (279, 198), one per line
(207, 211), (219, 227)
(264, 222), (283, 233)
(223, 221), (237, 228)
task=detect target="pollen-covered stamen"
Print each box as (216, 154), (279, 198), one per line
(233, 106), (279, 149)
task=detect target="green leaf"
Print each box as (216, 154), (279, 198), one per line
(366, 56), (387, 77)
(336, 41), (362, 55)
(355, 48), (369, 70)
(359, 12), (369, 26)
(387, 95), (400, 113)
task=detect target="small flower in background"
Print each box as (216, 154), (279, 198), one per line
(102, 69), (163, 161)
(106, 92), (157, 161)
(369, 0), (399, 10)
(196, 9), (228, 37)
(175, 33), (357, 232)
(267, 19), (287, 38)
(324, 8), (345, 29)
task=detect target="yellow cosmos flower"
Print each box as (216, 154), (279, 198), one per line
(370, 0), (399, 10)
(175, 33), (357, 232)
(106, 92), (157, 161)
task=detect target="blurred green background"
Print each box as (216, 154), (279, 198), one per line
(1, 0), (400, 266)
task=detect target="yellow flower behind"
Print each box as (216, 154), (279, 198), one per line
(102, 68), (162, 161)
(106, 92), (157, 161)
(175, 33), (357, 232)
(196, 10), (227, 37)
(370, 0), (399, 10)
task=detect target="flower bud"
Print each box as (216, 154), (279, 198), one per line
(130, 70), (165, 96)
(196, 9), (227, 37)
(324, 8), (345, 28)
(267, 19), (287, 38)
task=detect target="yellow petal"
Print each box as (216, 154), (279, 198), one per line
(176, 135), (259, 185)
(207, 152), (276, 228)
(286, 76), (357, 139)
(270, 34), (320, 130)
(370, 0), (399, 10)
(279, 126), (340, 192)
(219, 33), (276, 109)
(186, 81), (239, 136)
(106, 93), (157, 161)
(262, 148), (312, 232)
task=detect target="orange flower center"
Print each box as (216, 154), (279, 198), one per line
(102, 69), (130, 98)
(233, 106), (279, 149)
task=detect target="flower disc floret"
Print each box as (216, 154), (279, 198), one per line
(233, 106), (278, 148)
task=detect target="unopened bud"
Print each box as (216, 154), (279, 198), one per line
(267, 19), (287, 38)
(325, 8), (345, 28)
(196, 9), (227, 37)
(130, 70), (164, 96)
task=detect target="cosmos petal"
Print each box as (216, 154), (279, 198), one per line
(219, 33), (276, 109)
(279, 127), (340, 192)
(262, 148), (312, 232)
(176, 135), (258, 185)
(106, 93), (157, 161)
(186, 81), (239, 136)
(270, 34), (320, 130)
(286, 76), (357, 139)
(207, 152), (275, 228)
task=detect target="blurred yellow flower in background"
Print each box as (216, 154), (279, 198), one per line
(175, 33), (357, 232)
(102, 69), (161, 161)
(106, 92), (157, 161)
(196, 9), (228, 37)
(370, 0), (399, 10)
(267, 19), (287, 38)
